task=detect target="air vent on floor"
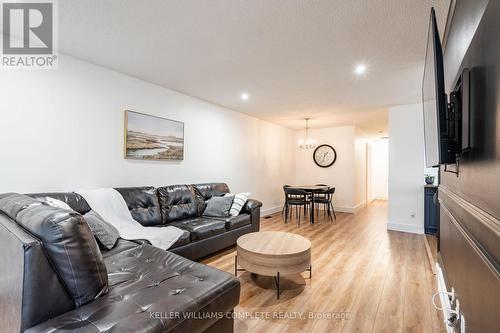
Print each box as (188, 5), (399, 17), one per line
(264, 216), (272, 219)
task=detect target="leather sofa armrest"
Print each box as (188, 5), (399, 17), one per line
(241, 199), (262, 232)
(241, 199), (262, 214)
(0, 213), (75, 332)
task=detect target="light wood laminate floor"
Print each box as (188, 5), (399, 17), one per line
(202, 201), (444, 333)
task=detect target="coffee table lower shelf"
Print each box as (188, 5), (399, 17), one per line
(234, 255), (312, 299)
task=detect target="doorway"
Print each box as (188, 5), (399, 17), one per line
(367, 139), (389, 202)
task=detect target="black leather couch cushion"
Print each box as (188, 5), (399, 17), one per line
(170, 217), (226, 242)
(0, 193), (108, 307)
(170, 228), (191, 248)
(115, 187), (162, 226)
(26, 243), (240, 333)
(208, 213), (251, 231)
(193, 183), (230, 201)
(158, 185), (200, 223)
(28, 192), (92, 215)
(101, 239), (141, 259)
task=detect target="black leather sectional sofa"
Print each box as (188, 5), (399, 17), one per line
(0, 183), (262, 333)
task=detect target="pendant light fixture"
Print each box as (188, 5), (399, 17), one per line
(298, 118), (316, 149)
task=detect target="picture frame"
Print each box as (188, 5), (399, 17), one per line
(124, 110), (184, 161)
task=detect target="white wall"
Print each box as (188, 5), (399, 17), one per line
(370, 139), (389, 200)
(294, 125), (366, 213)
(366, 143), (373, 203)
(0, 55), (295, 214)
(388, 103), (425, 234)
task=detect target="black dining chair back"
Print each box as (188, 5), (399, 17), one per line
(283, 188), (310, 225)
(315, 187), (336, 221)
(281, 185), (292, 216)
(313, 184), (329, 199)
(285, 188), (309, 199)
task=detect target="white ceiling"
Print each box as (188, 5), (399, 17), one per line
(56, 0), (449, 135)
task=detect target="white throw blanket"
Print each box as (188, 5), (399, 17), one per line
(77, 188), (183, 250)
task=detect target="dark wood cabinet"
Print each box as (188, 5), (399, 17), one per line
(424, 186), (439, 235)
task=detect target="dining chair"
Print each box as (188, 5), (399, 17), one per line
(314, 184), (329, 200)
(312, 184), (328, 218)
(281, 185), (291, 217)
(284, 188), (310, 225)
(314, 187), (336, 221)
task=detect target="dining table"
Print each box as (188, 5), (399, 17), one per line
(288, 185), (331, 224)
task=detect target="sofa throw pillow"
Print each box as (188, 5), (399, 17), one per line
(84, 210), (120, 250)
(225, 192), (250, 216)
(202, 195), (234, 217)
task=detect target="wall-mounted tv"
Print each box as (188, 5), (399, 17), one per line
(422, 8), (456, 167)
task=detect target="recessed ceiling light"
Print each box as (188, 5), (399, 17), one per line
(240, 92), (249, 101)
(354, 64), (367, 75)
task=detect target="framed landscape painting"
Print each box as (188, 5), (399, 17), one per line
(124, 110), (184, 161)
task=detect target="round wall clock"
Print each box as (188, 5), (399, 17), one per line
(313, 144), (337, 168)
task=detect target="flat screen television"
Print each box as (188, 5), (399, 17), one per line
(422, 8), (456, 167)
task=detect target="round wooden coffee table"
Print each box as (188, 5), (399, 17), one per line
(235, 231), (311, 299)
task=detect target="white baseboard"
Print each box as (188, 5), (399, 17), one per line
(387, 222), (424, 234)
(261, 205), (282, 217)
(316, 204), (352, 213)
(354, 201), (366, 213)
(335, 201), (366, 214)
(266, 205), (353, 215)
(263, 201), (367, 216)
(371, 196), (388, 200)
(334, 206), (354, 213)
